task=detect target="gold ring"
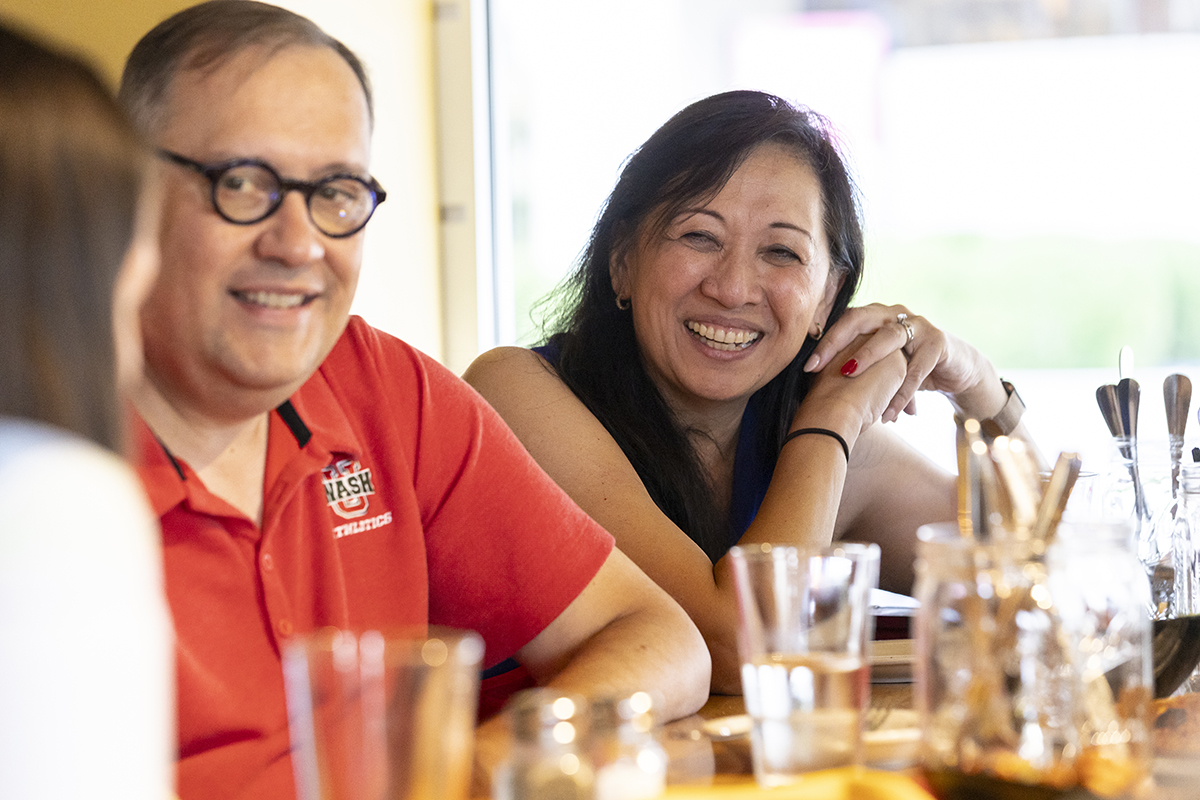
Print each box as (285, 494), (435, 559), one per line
(897, 313), (915, 346)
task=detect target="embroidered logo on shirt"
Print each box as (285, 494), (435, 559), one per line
(322, 458), (376, 519)
(333, 511), (393, 539)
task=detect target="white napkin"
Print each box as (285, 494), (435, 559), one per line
(869, 588), (920, 617)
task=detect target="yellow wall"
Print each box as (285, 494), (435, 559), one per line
(0, 0), (449, 363)
(278, 0), (445, 360)
(0, 0), (195, 89)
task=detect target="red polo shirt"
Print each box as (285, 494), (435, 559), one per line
(137, 317), (613, 800)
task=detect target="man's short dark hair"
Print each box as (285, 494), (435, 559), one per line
(119, 0), (373, 137)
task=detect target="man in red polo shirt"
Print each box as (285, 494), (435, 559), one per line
(117, 2), (710, 798)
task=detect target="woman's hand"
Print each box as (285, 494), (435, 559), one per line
(796, 333), (908, 443)
(804, 303), (1002, 424)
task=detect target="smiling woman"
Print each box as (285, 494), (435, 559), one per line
(612, 143), (840, 423)
(464, 90), (1038, 693)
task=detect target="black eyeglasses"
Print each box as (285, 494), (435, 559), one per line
(158, 149), (387, 238)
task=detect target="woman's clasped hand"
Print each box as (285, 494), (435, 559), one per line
(805, 303), (1009, 428)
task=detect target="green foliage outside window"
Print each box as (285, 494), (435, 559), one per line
(859, 236), (1200, 369)
(515, 236), (1200, 371)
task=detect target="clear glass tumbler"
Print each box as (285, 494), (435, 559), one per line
(729, 542), (880, 788)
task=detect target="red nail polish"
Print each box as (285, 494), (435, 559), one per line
(841, 359), (857, 376)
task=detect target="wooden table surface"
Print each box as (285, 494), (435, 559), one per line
(655, 683), (1198, 799)
(659, 683), (917, 788)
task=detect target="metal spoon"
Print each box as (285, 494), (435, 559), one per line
(1164, 374), (1192, 503)
(1117, 378), (1149, 522)
(1118, 378), (1140, 440)
(1096, 384), (1124, 438)
(1096, 382), (1149, 524)
(1119, 345), (1135, 382)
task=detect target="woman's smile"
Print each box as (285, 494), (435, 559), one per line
(686, 321), (761, 351)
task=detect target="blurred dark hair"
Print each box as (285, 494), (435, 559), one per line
(0, 23), (146, 451)
(119, 0), (372, 137)
(546, 90), (864, 561)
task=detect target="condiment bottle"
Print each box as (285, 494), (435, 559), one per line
(1051, 520), (1154, 784)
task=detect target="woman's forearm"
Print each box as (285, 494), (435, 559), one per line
(703, 427), (852, 690)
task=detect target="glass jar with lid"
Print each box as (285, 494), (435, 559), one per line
(493, 689), (593, 800)
(914, 520), (1153, 799)
(589, 691), (666, 800)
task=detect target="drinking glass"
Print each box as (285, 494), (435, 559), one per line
(283, 626), (484, 800)
(729, 542), (880, 788)
(1092, 452), (1176, 615)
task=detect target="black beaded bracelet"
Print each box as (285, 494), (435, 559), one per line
(782, 427), (850, 462)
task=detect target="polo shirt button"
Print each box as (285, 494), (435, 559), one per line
(261, 553), (274, 571)
(277, 619), (293, 637)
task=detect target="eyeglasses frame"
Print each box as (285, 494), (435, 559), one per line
(158, 149), (387, 238)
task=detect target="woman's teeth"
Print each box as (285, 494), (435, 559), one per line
(687, 321), (759, 351)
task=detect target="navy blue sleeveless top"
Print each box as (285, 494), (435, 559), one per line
(532, 343), (774, 551)
(483, 345), (774, 682)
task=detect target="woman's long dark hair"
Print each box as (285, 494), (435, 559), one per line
(0, 25), (145, 452)
(545, 90), (864, 562)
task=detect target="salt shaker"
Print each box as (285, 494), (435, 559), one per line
(589, 691), (666, 800)
(493, 689), (594, 800)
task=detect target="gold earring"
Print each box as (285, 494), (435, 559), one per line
(616, 295), (631, 311)
(811, 322), (823, 341)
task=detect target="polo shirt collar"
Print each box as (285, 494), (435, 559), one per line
(134, 415), (187, 518)
(133, 368), (364, 521)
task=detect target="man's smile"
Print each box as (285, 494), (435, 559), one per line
(230, 289), (317, 309)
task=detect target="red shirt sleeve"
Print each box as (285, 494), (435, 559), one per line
(335, 319), (615, 665)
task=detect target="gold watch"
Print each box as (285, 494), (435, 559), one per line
(979, 380), (1025, 438)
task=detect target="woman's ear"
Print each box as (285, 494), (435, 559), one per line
(609, 219), (639, 299)
(812, 268), (847, 335)
(609, 247), (631, 299)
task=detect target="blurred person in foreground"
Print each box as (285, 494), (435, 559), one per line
(0, 21), (173, 800)
(465, 90), (1041, 693)
(117, 2), (709, 797)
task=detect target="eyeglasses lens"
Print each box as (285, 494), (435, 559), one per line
(311, 178), (374, 236)
(214, 164), (279, 223)
(212, 166), (377, 237)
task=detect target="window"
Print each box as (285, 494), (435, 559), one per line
(484, 0), (1200, 470)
